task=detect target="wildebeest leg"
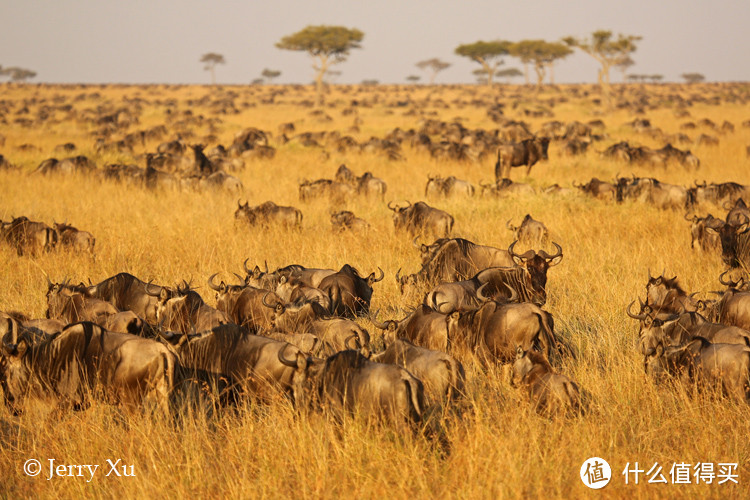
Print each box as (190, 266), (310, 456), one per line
(525, 162), (533, 176)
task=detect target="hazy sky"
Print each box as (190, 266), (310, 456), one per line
(1, 0), (748, 85)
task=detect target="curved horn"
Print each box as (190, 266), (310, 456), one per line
(412, 236), (421, 248)
(277, 343), (299, 368)
(540, 242), (563, 262)
(504, 282), (519, 303)
(719, 270), (737, 287)
(395, 268), (402, 282)
(508, 240), (522, 259)
(506, 218), (515, 231)
(243, 258), (252, 274)
(261, 292), (277, 309)
(369, 310), (391, 330)
(372, 267), (384, 283)
(207, 273), (222, 291)
(626, 300), (648, 320)
(387, 201), (399, 211)
(345, 334), (360, 350)
(402, 200), (412, 210)
(232, 272), (246, 285)
(476, 282), (491, 302)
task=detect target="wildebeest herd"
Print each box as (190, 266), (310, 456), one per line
(2, 82), (750, 451)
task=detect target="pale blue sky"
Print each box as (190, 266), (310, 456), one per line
(1, 0), (747, 84)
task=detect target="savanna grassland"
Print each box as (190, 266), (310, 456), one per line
(1, 81), (750, 499)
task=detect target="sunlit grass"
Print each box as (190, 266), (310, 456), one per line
(1, 82), (749, 498)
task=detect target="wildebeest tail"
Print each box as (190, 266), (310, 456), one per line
(443, 357), (465, 401)
(403, 376), (425, 422)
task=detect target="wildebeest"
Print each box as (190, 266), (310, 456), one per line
(424, 175), (475, 198)
(707, 199), (750, 268)
(0, 322), (175, 415)
(209, 274), (280, 333)
(446, 301), (560, 364)
(371, 305), (451, 352)
(298, 179), (355, 203)
(412, 237), (516, 284)
(388, 201), (454, 238)
(644, 337), (750, 404)
(371, 334), (465, 405)
(480, 178), (536, 197)
(161, 324), (308, 404)
(618, 176), (689, 210)
(687, 181), (750, 208)
(628, 305), (750, 357)
(643, 273), (700, 315)
(423, 268), (527, 313)
(296, 350), (425, 424)
(267, 299), (371, 355)
(511, 347), (584, 417)
(235, 200), (303, 229)
(83, 272), (169, 325)
(53, 222), (95, 256)
(574, 178), (617, 201)
(330, 211), (370, 233)
(506, 215), (548, 248)
(700, 271), (750, 331)
(1, 216), (57, 256)
(494, 136), (550, 180)
(274, 275), (331, 312)
(685, 213), (723, 252)
(155, 282), (230, 334)
(334, 164), (387, 199)
(317, 264), (384, 317)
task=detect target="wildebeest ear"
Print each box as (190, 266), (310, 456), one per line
(279, 275), (287, 284)
(449, 311), (460, 321)
(219, 282), (227, 293)
(515, 346), (524, 359)
(275, 304), (284, 313)
(159, 288), (169, 301)
(739, 222), (750, 234)
(15, 338), (28, 358)
(548, 255), (563, 267)
(643, 316), (653, 328)
(654, 343), (664, 357)
(253, 266), (262, 278)
(295, 352), (308, 371)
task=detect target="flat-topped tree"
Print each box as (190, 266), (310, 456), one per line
(261, 68), (281, 84)
(416, 58), (451, 84)
(455, 40), (512, 87)
(563, 30), (641, 107)
(0, 66), (37, 82)
(200, 53), (225, 84)
(682, 72), (705, 84)
(276, 25), (363, 104)
(509, 40), (572, 89)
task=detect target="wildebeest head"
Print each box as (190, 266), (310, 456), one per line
(0, 332), (32, 415)
(511, 347), (552, 388)
(508, 241), (563, 292)
(242, 258), (279, 289)
(395, 268), (421, 296)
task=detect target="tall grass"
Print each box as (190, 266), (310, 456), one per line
(1, 82), (749, 498)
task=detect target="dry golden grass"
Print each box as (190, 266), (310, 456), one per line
(1, 82), (750, 498)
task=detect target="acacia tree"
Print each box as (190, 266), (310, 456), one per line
(563, 30), (641, 106)
(495, 67), (523, 83)
(0, 66), (37, 82)
(509, 40), (572, 89)
(261, 68), (281, 84)
(681, 72), (705, 84)
(200, 53), (225, 84)
(276, 25), (363, 104)
(455, 40), (511, 87)
(416, 58), (451, 84)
